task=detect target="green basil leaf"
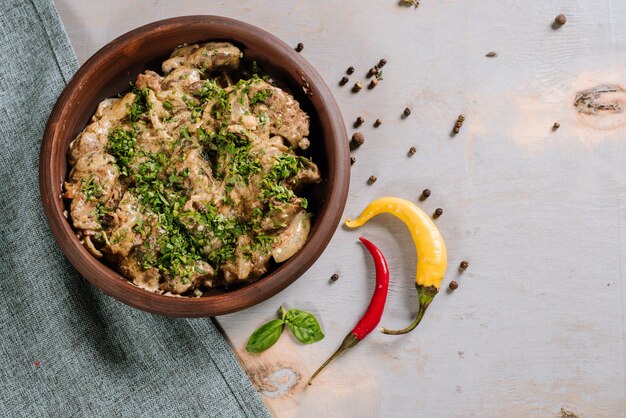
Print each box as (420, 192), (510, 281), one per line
(246, 319), (285, 353)
(285, 309), (325, 344)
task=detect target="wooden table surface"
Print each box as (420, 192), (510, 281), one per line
(55, 1), (626, 416)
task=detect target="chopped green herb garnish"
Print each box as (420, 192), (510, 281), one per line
(82, 175), (102, 201)
(107, 127), (137, 176)
(250, 89), (272, 106)
(180, 125), (190, 139)
(128, 86), (151, 122)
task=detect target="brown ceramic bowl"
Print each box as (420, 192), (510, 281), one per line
(39, 16), (349, 317)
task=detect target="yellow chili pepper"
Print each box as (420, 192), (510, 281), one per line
(345, 197), (447, 335)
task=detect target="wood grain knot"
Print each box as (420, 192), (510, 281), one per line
(251, 365), (300, 399)
(574, 84), (626, 130)
(574, 85), (625, 115)
(560, 407), (579, 418)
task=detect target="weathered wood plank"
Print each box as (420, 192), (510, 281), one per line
(56, 1), (626, 416)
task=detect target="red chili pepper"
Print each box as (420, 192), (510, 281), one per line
(308, 237), (389, 384)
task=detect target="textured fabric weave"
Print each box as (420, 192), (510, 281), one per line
(0, 1), (269, 417)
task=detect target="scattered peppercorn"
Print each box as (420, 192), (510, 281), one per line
(340, 76), (349, 85)
(433, 208), (443, 218)
(368, 175), (377, 184)
(552, 122), (560, 131)
(448, 281), (458, 290)
(355, 116), (365, 127)
(352, 132), (365, 146)
(403, 107), (411, 117)
(460, 260), (469, 270)
(350, 156), (356, 165)
(554, 14), (567, 27)
(295, 42), (304, 52)
(353, 81), (363, 92)
(374, 118), (382, 127)
(399, 0), (419, 8)
(367, 66), (379, 78)
(421, 188), (431, 199)
(330, 273), (339, 282)
(408, 146), (417, 156)
(369, 79), (379, 89)
(347, 66), (355, 75)
(452, 114), (465, 134)
(378, 59), (387, 68)
(485, 51), (497, 57)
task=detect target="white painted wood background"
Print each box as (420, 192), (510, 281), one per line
(55, 1), (626, 417)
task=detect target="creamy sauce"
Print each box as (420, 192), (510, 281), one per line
(63, 42), (320, 295)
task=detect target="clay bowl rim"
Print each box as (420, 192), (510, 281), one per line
(39, 15), (350, 317)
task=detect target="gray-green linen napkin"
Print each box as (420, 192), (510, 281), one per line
(0, 1), (270, 416)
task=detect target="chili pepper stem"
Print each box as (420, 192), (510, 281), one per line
(308, 333), (360, 385)
(380, 285), (438, 335)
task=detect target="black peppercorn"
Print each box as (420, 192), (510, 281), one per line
(347, 66), (355, 75)
(368, 175), (377, 184)
(554, 14), (566, 27)
(449, 281), (458, 290)
(295, 42), (304, 52)
(378, 59), (387, 67)
(421, 189), (431, 199)
(350, 156), (356, 165)
(330, 273), (339, 282)
(460, 260), (469, 270)
(552, 122), (560, 131)
(374, 118), (382, 127)
(340, 76), (349, 85)
(352, 132), (365, 146)
(355, 116), (365, 127)
(433, 208), (443, 218)
(408, 146), (417, 156)
(452, 114), (465, 134)
(367, 66), (379, 78)
(403, 107), (411, 117)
